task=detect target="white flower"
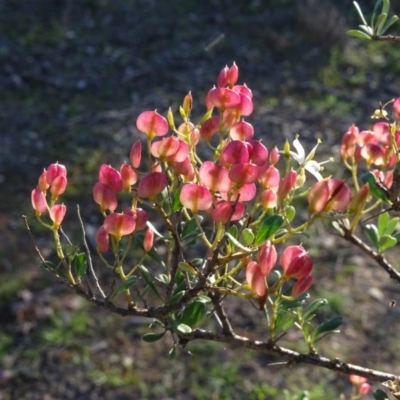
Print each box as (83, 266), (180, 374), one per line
(288, 136), (329, 181)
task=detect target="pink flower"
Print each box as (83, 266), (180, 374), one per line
(258, 165), (280, 189)
(358, 383), (371, 395)
(143, 228), (154, 252)
(130, 140), (142, 168)
(220, 141), (249, 167)
(269, 147), (280, 166)
(248, 140), (268, 166)
(136, 111), (169, 140)
(95, 226), (109, 253)
(93, 182), (118, 212)
(103, 213), (136, 240)
(137, 172), (167, 200)
(229, 120), (254, 141)
(206, 87), (241, 111)
(200, 116), (220, 141)
(229, 163), (259, 184)
(199, 161), (232, 193)
(180, 184), (213, 213)
(50, 175), (67, 200)
(31, 188), (47, 215)
(49, 204), (66, 229)
(151, 137), (180, 160)
(99, 164), (123, 193)
(394, 97), (400, 119)
(120, 163), (138, 191)
(211, 201), (245, 223)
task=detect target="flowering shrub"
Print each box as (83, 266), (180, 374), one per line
(27, 1), (400, 398)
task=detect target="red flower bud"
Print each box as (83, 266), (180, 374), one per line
(220, 141), (249, 167)
(200, 116), (220, 141)
(50, 175), (67, 199)
(221, 183), (256, 202)
(31, 188), (47, 215)
(95, 226), (109, 253)
(308, 179), (351, 214)
(151, 137), (180, 160)
(99, 164), (123, 193)
(120, 163), (138, 191)
(137, 172), (167, 199)
(277, 170), (297, 200)
(49, 204), (66, 228)
(257, 240), (277, 276)
(103, 213), (136, 240)
(227, 62), (239, 87)
(246, 261), (266, 297)
(258, 165), (280, 189)
(136, 111), (168, 140)
(183, 92), (193, 116)
(217, 65), (229, 88)
(394, 97), (400, 119)
(143, 228), (154, 252)
(38, 170), (49, 192)
(93, 182), (118, 212)
(211, 201), (245, 223)
(269, 146), (280, 166)
(291, 274), (313, 298)
(248, 140), (268, 166)
(280, 245), (313, 280)
(207, 87), (241, 110)
(130, 140), (142, 168)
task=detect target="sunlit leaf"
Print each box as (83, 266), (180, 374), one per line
(303, 299), (328, 320)
(377, 212), (390, 237)
(347, 30), (372, 39)
(372, 389), (390, 400)
(178, 301), (206, 327)
(140, 265), (162, 300)
(311, 316), (343, 342)
(379, 234), (397, 252)
(177, 323), (192, 334)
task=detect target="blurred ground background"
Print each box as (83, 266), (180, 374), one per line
(1, 0), (400, 399)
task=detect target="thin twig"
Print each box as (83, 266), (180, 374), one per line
(76, 205), (106, 298)
(23, 215), (47, 264)
(341, 226), (400, 283)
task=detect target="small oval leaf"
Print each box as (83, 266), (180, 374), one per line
(311, 316), (343, 341)
(142, 331), (166, 343)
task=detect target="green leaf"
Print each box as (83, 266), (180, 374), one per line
(278, 293), (309, 311)
(375, 12), (388, 35)
(383, 216), (399, 236)
(178, 261), (197, 275)
(39, 261), (67, 279)
(157, 274), (169, 284)
(382, 0), (390, 17)
(382, 15), (399, 33)
(358, 24), (374, 35)
(73, 252), (87, 280)
(142, 331), (166, 343)
(379, 234), (397, 252)
(140, 265), (162, 300)
(171, 187), (183, 214)
(372, 389), (390, 400)
(196, 295), (211, 303)
(371, 0), (383, 27)
(361, 172), (389, 202)
(191, 258), (204, 268)
(364, 224), (380, 249)
(133, 233), (165, 266)
(347, 30), (372, 39)
(169, 290), (186, 304)
(113, 275), (138, 296)
(393, 231), (400, 243)
(177, 323), (192, 334)
(240, 228), (255, 246)
(167, 315), (178, 330)
(274, 311), (297, 332)
(311, 316), (343, 342)
(285, 206), (296, 223)
(303, 299), (328, 320)
(182, 217), (202, 240)
(178, 301), (206, 327)
(228, 224), (238, 239)
(254, 215), (285, 245)
(225, 232), (252, 253)
(377, 212), (390, 237)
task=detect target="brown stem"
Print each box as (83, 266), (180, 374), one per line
(371, 34), (400, 43)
